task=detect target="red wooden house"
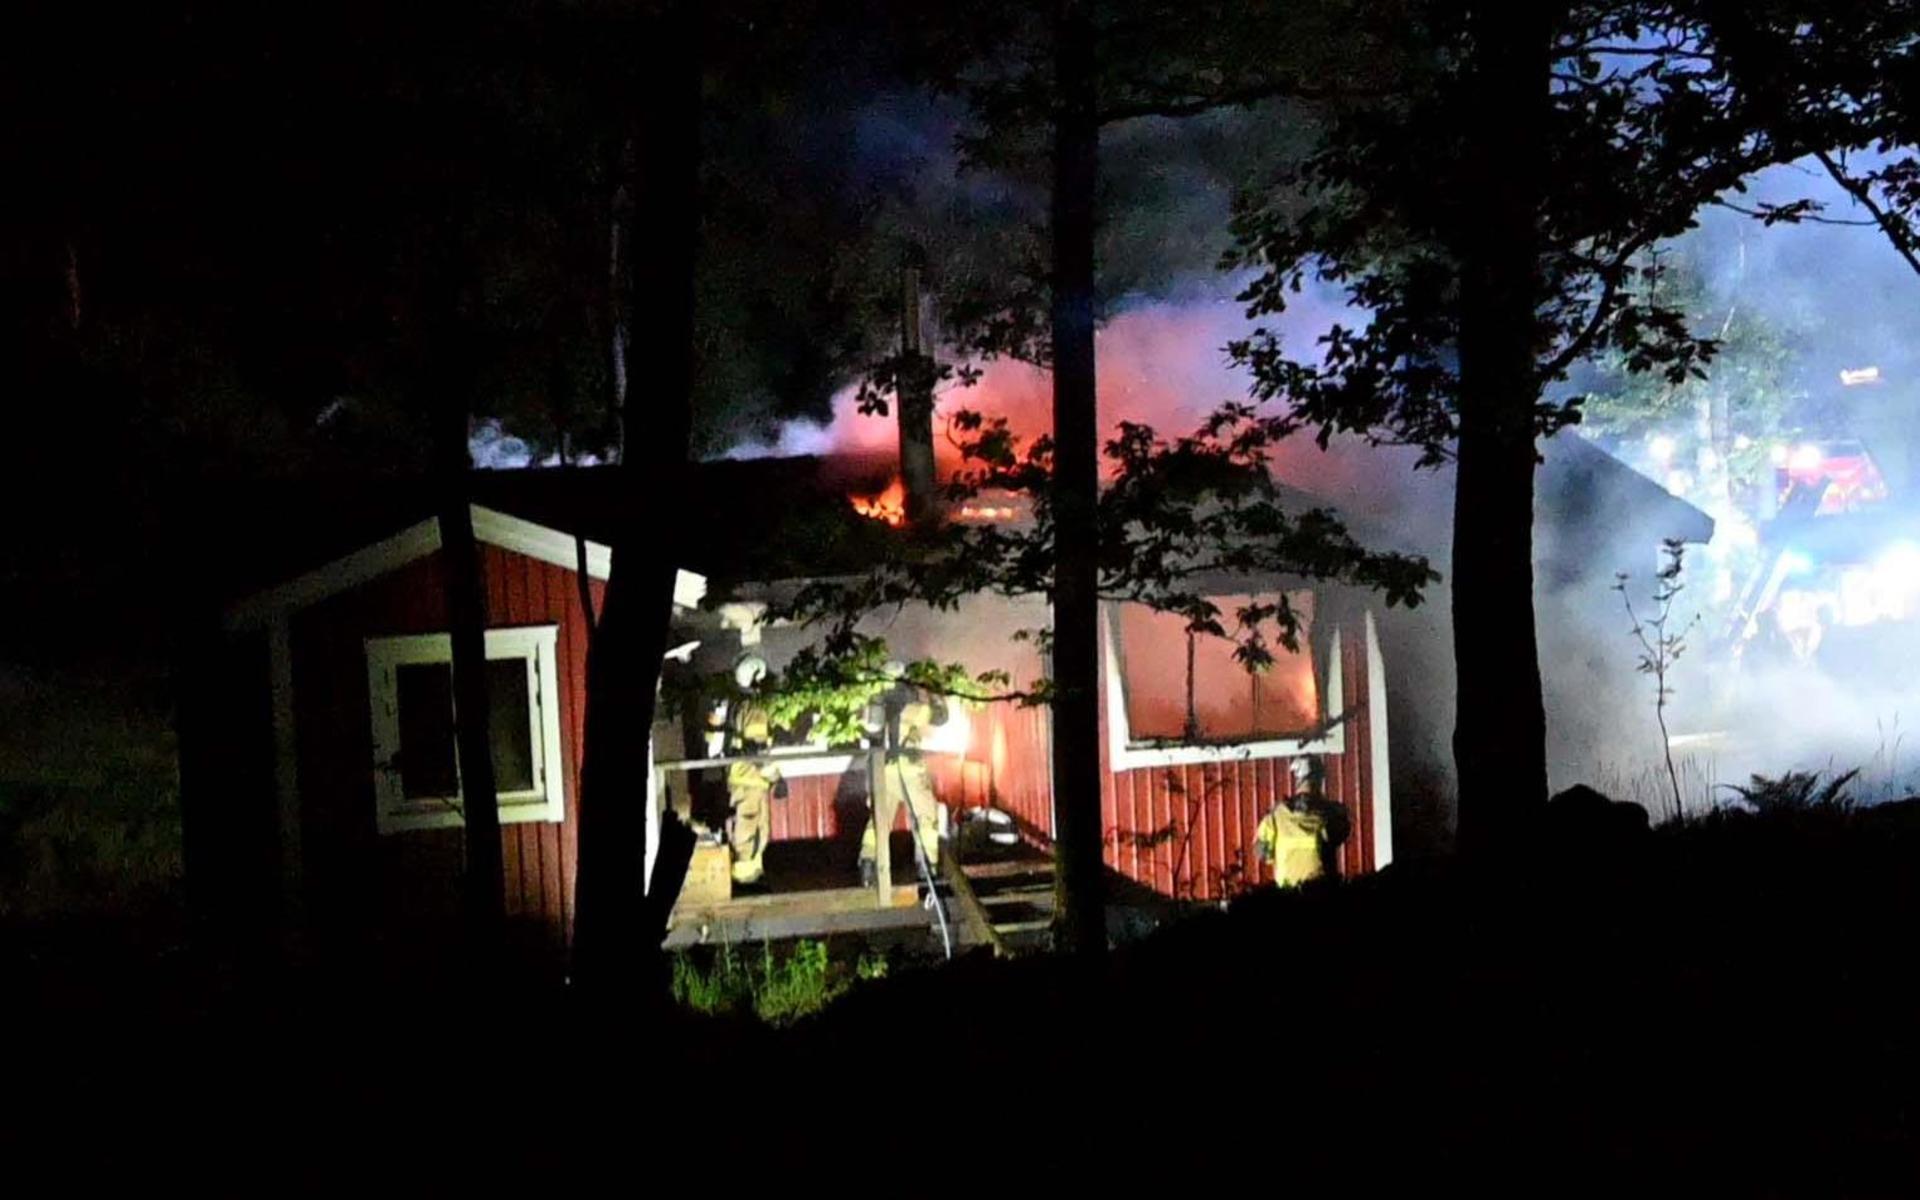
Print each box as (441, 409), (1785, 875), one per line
(190, 429), (1707, 958)
(192, 457), (1391, 958)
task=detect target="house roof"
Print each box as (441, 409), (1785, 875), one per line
(222, 504), (709, 631)
(204, 433), (1712, 627)
(200, 457), (899, 626)
(1538, 431), (1716, 547)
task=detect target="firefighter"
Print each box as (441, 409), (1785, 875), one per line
(1254, 797), (1323, 887)
(1254, 757), (1350, 886)
(723, 656), (785, 886)
(858, 662), (947, 888)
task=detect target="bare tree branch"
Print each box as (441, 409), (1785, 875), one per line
(1814, 149), (1920, 278)
(1713, 198), (1878, 227)
(1097, 80), (1374, 124)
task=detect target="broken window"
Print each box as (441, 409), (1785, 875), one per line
(1113, 592), (1320, 744)
(365, 626), (564, 833)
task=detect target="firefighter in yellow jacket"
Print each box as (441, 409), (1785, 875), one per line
(721, 656), (784, 886)
(1255, 757), (1349, 887)
(1255, 800), (1325, 887)
(858, 663), (946, 888)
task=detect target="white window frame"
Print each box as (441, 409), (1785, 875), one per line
(1102, 604), (1344, 771)
(365, 625), (566, 834)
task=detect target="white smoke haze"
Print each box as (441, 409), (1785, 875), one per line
(725, 147), (1920, 820)
(470, 418), (608, 470)
(1627, 156), (1920, 805)
(724, 278), (1361, 467)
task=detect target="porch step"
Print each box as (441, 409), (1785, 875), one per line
(993, 919), (1053, 936)
(980, 887), (1052, 906)
(944, 855), (1056, 954)
(975, 873), (1054, 950)
(961, 859), (1054, 881)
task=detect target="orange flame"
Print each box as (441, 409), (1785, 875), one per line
(955, 486), (1023, 523)
(850, 475), (907, 526)
(956, 503), (1019, 522)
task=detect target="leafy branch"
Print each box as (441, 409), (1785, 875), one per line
(763, 400), (1436, 708)
(1616, 539), (1700, 824)
(1224, 3), (1843, 465)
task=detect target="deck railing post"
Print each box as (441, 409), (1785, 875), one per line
(868, 746), (892, 907)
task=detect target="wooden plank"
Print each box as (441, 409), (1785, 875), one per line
(484, 544), (508, 618)
(501, 547), (528, 627)
(1123, 767), (1140, 885)
(992, 919), (1053, 935)
(502, 826), (524, 916)
(558, 558), (584, 935)
(528, 551), (560, 886)
(674, 884), (919, 918)
(1155, 767), (1173, 897)
(868, 749), (891, 906)
(940, 855), (1010, 957)
(1196, 762), (1215, 900)
(661, 901), (935, 949)
(979, 889), (1053, 907)
(959, 859), (1053, 880)
(664, 884), (924, 947)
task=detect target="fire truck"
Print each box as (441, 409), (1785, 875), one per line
(1724, 439), (1920, 681)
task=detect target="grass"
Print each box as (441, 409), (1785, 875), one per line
(1590, 741), (1920, 826)
(1590, 752), (1721, 823)
(668, 938), (891, 1026)
(0, 664), (182, 920)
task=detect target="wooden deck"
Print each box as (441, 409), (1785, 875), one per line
(662, 835), (937, 947)
(664, 884), (931, 947)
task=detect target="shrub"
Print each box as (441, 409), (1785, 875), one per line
(669, 938), (890, 1026)
(1722, 768), (1861, 817)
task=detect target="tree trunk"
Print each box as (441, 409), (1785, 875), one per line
(438, 406), (507, 951)
(609, 135), (633, 462)
(571, 2), (701, 994)
(897, 265), (940, 527)
(1451, 5), (1555, 854)
(1049, 0), (1106, 954)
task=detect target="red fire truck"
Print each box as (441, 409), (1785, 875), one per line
(1726, 440), (1920, 677)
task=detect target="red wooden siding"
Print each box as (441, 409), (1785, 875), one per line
(759, 693), (1053, 843)
(763, 772), (892, 841)
(970, 696), (1054, 839)
(291, 544), (601, 951)
(754, 626), (1379, 905)
(1096, 626), (1377, 901)
(290, 541), (1384, 940)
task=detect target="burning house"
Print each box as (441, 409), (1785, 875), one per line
(184, 448), (1391, 957)
(184, 355), (1712, 957)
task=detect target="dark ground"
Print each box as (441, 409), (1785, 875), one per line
(5, 802), (1920, 1191)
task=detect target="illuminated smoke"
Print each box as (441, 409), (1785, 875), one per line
(738, 154), (1920, 812)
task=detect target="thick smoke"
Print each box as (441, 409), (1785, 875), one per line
(737, 148), (1920, 821)
(1642, 160), (1920, 804)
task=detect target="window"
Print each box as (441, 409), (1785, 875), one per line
(365, 626), (565, 833)
(1106, 592), (1341, 769)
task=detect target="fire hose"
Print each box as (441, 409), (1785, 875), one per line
(895, 758), (954, 961)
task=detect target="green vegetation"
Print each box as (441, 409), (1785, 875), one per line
(1574, 245), (1808, 488)
(0, 775), (182, 919)
(0, 670), (182, 920)
(669, 939), (891, 1026)
(1591, 754), (1720, 823)
(1616, 540), (1702, 824)
(1721, 768), (1861, 818)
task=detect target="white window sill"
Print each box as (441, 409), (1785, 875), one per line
(1109, 728), (1344, 772)
(376, 793), (563, 835)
